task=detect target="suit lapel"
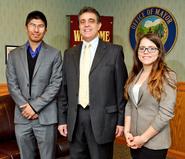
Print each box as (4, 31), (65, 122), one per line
(72, 43), (82, 77)
(90, 40), (106, 75)
(134, 70), (143, 105)
(128, 83), (137, 106)
(128, 69), (145, 106)
(32, 42), (46, 79)
(137, 80), (147, 105)
(20, 44), (29, 80)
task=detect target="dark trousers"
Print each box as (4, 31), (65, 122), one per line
(69, 105), (113, 159)
(130, 146), (168, 159)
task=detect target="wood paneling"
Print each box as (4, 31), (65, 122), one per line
(0, 83), (8, 96)
(169, 82), (185, 159)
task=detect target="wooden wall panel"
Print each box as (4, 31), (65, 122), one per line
(169, 82), (185, 159)
(0, 83), (8, 96)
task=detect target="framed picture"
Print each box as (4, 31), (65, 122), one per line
(5, 45), (18, 64)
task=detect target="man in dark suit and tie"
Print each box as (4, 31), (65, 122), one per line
(6, 11), (62, 159)
(58, 6), (128, 159)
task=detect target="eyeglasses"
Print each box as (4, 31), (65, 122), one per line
(28, 23), (45, 30)
(138, 46), (159, 53)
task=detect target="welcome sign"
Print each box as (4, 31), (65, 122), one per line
(69, 15), (113, 47)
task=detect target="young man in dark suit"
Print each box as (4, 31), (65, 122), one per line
(58, 6), (128, 159)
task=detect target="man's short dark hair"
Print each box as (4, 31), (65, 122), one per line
(25, 10), (47, 28)
(78, 6), (101, 23)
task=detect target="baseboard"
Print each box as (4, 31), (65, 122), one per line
(167, 149), (185, 159)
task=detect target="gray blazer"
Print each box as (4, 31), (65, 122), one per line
(6, 42), (62, 125)
(125, 70), (177, 150)
(58, 40), (128, 144)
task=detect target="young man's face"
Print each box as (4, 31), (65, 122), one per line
(26, 19), (47, 43)
(79, 12), (101, 42)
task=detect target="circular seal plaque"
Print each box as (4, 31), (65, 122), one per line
(129, 7), (177, 54)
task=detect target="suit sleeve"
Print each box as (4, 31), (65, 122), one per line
(125, 99), (132, 116)
(58, 50), (68, 124)
(151, 72), (177, 132)
(29, 51), (63, 113)
(115, 46), (128, 125)
(6, 52), (28, 108)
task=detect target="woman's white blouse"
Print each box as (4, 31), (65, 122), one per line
(132, 84), (141, 104)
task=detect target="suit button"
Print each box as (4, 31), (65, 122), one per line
(76, 93), (78, 97)
(27, 84), (29, 87)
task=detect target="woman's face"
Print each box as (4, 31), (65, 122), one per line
(138, 37), (159, 67)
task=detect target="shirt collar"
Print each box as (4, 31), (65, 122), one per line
(26, 41), (42, 58)
(82, 36), (99, 49)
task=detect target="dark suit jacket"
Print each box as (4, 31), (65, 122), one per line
(58, 40), (128, 144)
(6, 42), (63, 125)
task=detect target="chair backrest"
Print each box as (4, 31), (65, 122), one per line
(0, 95), (15, 141)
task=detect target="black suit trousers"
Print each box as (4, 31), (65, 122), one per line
(69, 105), (113, 159)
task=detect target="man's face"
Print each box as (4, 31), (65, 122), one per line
(26, 19), (47, 43)
(79, 12), (101, 42)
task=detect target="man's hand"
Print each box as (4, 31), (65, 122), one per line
(20, 103), (36, 119)
(31, 114), (39, 120)
(115, 125), (124, 137)
(58, 124), (68, 137)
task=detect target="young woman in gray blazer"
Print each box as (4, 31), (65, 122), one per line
(124, 33), (177, 159)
